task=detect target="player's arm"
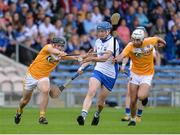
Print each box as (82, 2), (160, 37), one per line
(77, 62), (91, 74)
(61, 55), (81, 61)
(113, 52), (127, 63)
(113, 43), (131, 63)
(157, 37), (166, 47)
(61, 49), (94, 61)
(82, 51), (112, 63)
(47, 45), (67, 57)
(120, 57), (129, 72)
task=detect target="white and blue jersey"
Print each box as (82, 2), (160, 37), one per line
(92, 35), (120, 91)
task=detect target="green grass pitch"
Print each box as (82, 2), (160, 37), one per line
(0, 107), (180, 134)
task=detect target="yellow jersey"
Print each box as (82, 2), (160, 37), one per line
(122, 37), (159, 75)
(28, 44), (59, 79)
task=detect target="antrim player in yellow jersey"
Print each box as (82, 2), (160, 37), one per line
(14, 37), (81, 124)
(113, 29), (166, 126)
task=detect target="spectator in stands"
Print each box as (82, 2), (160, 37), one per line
(125, 6), (136, 31)
(8, 1), (18, 16)
(5, 23), (16, 57)
(130, 17), (140, 32)
(80, 34), (92, 52)
(91, 5), (103, 26)
(150, 5), (167, 27)
(54, 19), (64, 38)
(62, 13), (77, 31)
(76, 13), (86, 36)
(168, 13), (180, 32)
(29, 0), (40, 17)
(0, 22), (8, 54)
(89, 29), (97, 48)
(83, 12), (96, 34)
(66, 34), (80, 54)
(110, 0), (124, 18)
(14, 37), (81, 125)
(0, 0), (9, 12)
(38, 15), (56, 38)
(25, 12), (38, 45)
(1, 11), (13, 25)
(35, 7), (45, 26)
(117, 18), (130, 45)
(11, 12), (18, 27)
(19, 3), (29, 23)
(78, 3), (89, 21)
(136, 6), (152, 29)
(150, 17), (166, 39)
(103, 7), (111, 22)
(165, 25), (180, 61)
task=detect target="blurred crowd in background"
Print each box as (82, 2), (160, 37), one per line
(0, 0), (179, 65)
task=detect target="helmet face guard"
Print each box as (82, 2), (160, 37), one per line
(97, 21), (112, 40)
(131, 29), (145, 42)
(51, 37), (66, 47)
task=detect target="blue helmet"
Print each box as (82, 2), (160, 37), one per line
(97, 21), (112, 31)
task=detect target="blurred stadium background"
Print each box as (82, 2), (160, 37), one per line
(0, 0), (180, 133)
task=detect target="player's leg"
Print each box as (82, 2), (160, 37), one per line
(138, 83), (151, 105)
(91, 85), (110, 125)
(15, 90), (33, 124)
(37, 78), (50, 124)
(77, 77), (101, 125)
(15, 73), (36, 124)
(121, 83), (131, 121)
(128, 82), (139, 126)
(136, 100), (143, 122)
(139, 75), (153, 106)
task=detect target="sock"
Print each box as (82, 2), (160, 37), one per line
(81, 110), (88, 120)
(40, 111), (45, 118)
(17, 107), (23, 114)
(131, 117), (136, 122)
(137, 109), (142, 117)
(125, 108), (131, 117)
(94, 111), (100, 118)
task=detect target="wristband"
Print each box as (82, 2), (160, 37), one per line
(78, 66), (84, 71)
(122, 63), (126, 66)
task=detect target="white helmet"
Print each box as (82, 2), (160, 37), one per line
(131, 29), (145, 41)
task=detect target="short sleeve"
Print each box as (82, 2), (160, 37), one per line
(148, 37), (158, 46)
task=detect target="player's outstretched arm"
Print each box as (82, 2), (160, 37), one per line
(47, 45), (67, 57)
(157, 37), (166, 47)
(77, 62), (91, 74)
(120, 57), (129, 72)
(113, 52), (126, 64)
(82, 51), (112, 63)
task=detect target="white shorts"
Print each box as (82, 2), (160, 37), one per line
(23, 73), (50, 91)
(129, 71), (153, 86)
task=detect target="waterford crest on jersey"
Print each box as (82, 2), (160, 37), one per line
(94, 35), (120, 79)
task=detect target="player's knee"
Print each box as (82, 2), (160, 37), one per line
(42, 88), (49, 94)
(138, 95), (146, 101)
(39, 84), (50, 93)
(87, 88), (96, 98)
